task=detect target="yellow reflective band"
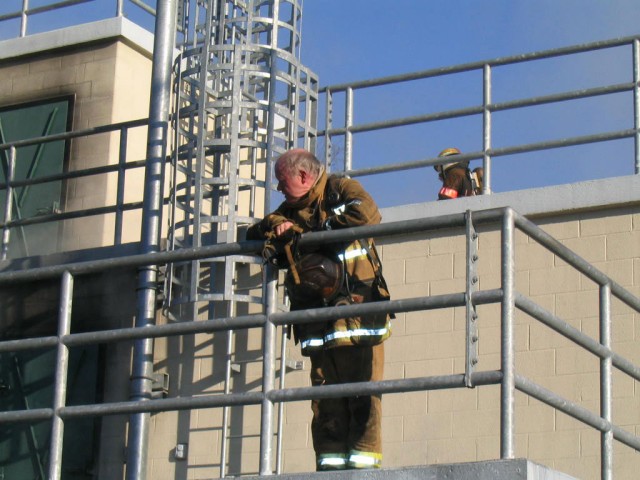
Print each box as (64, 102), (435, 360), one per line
(324, 327), (389, 342)
(348, 451), (382, 468)
(338, 247), (367, 261)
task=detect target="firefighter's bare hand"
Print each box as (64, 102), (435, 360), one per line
(275, 221), (294, 237)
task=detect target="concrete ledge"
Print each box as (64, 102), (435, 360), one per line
(0, 17), (155, 61)
(381, 174), (640, 224)
(235, 459), (577, 480)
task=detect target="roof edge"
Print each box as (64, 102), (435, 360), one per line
(381, 174), (640, 223)
(0, 17), (155, 61)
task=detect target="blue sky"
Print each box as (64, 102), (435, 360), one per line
(2, 1), (640, 206)
(299, 0), (640, 206)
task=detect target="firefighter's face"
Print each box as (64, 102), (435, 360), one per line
(275, 161), (313, 203)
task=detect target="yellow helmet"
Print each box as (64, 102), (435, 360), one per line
(434, 147), (466, 173)
(438, 147), (461, 157)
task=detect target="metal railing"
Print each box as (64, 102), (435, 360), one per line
(0, 206), (638, 479)
(0, 0), (155, 39)
(0, 118), (151, 258)
(320, 36), (640, 198)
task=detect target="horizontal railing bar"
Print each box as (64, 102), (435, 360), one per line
(343, 128), (636, 179)
(0, 289), (504, 354)
(0, 200), (144, 229)
(268, 370), (503, 403)
(129, 0), (155, 16)
(0, 408), (54, 423)
(271, 293), (466, 326)
(0, 159), (148, 191)
(0, 370), (502, 424)
(63, 314), (267, 347)
(0, 240), (264, 283)
(514, 212), (640, 313)
(516, 294), (640, 381)
(320, 35), (637, 94)
(0, 336), (58, 353)
(324, 105), (484, 137)
(516, 374), (640, 451)
(321, 83), (634, 139)
(0, 118), (148, 151)
(0, 0), (92, 22)
(60, 391), (265, 419)
(490, 82), (634, 113)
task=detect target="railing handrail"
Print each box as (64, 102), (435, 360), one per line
(0, 118), (151, 252)
(0, 0), (155, 38)
(0, 205), (638, 479)
(320, 35), (640, 95)
(318, 34), (640, 193)
(0, 117), (148, 151)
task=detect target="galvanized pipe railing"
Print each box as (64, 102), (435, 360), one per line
(0, 207), (638, 479)
(126, 1), (176, 477)
(318, 35), (640, 194)
(0, 118), (151, 252)
(0, 0), (155, 39)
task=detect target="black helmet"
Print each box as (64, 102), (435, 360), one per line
(285, 253), (343, 303)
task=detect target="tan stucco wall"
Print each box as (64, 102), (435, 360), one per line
(0, 39), (152, 254)
(144, 203), (639, 480)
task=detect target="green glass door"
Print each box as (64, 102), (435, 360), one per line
(0, 97), (72, 258)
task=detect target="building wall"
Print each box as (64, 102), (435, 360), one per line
(0, 25), (154, 479)
(0, 36), (152, 254)
(144, 193), (639, 480)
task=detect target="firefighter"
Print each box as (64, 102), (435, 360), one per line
(247, 148), (392, 471)
(434, 147), (483, 199)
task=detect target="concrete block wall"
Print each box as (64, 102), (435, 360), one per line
(374, 205), (638, 480)
(0, 34), (152, 254)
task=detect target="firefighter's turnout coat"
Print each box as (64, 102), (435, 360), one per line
(247, 171), (392, 353)
(437, 164), (483, 200)
(247, 171), (391, 470)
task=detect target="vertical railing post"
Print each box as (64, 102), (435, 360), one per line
(633, 39), (640, 174)
(114, 126), (128, 245)
(116, 0), (125, 17)
(20, 0), (29, 37)
(324, 89), (333, 171)
(465, 210), (479, 387)
(126, 1), (177, 479)
(500, 207), (515, 458)
(344, 87), (353, 173)
(600, 283), (613, 480)
(1, 146), (16, 260)
(275, 323), (289, 474)
(482, 64), (492, 193)
(259, 263), (279, 475)
(48, 271), (74, 480)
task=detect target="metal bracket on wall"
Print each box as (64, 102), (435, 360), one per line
(285, 359), (304, 371)
(151, 372), (170, 399)
(465, 210), (479, 388)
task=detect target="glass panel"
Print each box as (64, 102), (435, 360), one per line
(0, 97), (72, 258)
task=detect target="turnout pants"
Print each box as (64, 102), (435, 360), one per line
(309, 342), (384, 470)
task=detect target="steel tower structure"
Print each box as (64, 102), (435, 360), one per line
(159, 2), (318, 475)
(165, 0), (318, 321)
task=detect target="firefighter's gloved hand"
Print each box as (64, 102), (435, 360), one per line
(261, 225), (303, 267)
(262, 241), (279, 266)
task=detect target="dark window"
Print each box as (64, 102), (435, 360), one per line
(0, 96), (73, 258)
